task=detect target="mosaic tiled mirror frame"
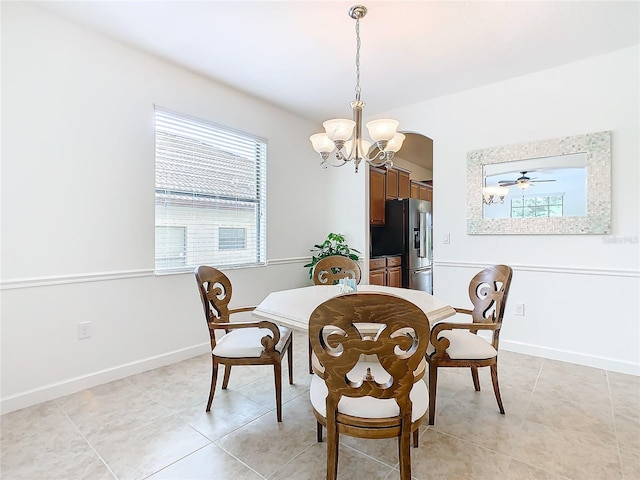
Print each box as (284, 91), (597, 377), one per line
(467, 131), (612, 235)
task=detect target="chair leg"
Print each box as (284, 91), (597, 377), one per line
(327, 421), (339, 480)
(287, 340), (294, 385)
(222, 364), (232, 389)
(308, 338), (313, 374)
(428, 362), (437, 425)
(490, 362), (505, 414)
(206, 357), (218, 412)
(398, 419), (412, 480)
(317, 421), (323, 442)
(471, 366), (481, 391)
(412, 427), (419, 448)
(274, 361), (283, 422)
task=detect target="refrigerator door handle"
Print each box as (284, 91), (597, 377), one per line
(418, 212), (427, 258)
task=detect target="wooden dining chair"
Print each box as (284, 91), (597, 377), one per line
(426, 264), (513, 425)
(194, 266), (293, 421)
(312, 255), (362, 286)
(308, 255), (363, 373)
(309, 293), (431, 480)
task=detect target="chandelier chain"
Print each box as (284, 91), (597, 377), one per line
(355, 16), (361, 100)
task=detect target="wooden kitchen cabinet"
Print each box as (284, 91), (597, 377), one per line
(398, 169), (411, 199)
(369, 256), (402, 287)
(385, 168), (398, 199)
(369, 167), (386, 225)
(410, 180), (433, 202)
(386, 167), (411, 200)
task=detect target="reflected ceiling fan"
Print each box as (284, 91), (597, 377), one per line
(498, 171), (556, 190)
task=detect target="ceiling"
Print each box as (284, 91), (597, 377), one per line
(30, 1), (640, 169)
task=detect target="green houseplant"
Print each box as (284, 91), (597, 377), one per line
(303, 232), (361, 280)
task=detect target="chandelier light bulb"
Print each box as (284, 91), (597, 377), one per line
(385, 132), (406, 153)
(323, 119), (356, 142)
(309, 133), (335, 154)
(366, 119), (400, 142)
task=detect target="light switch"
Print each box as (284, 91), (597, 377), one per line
(443, 233), (450, 244)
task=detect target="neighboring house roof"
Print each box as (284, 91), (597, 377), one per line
(156, 132), (261, 201)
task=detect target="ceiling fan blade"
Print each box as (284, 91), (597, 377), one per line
(498, 181), (517, 186)
(531, 179), (556, 183)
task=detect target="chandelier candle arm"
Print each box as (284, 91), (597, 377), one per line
(309, 4), (405, 173)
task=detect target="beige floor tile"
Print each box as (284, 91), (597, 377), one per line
(148, 443), (262, 479)
(512, 420), (622, 479)
(620, 447), (640, 480)
(499, 350), (545, 372)
(270, 442), (393, 480)
(1, 401), (88, 457)
(431, 389), (528, 455)
(233, 373), (308, 410)
(495, 361), (542, 392)
(615, 413), (640, 452)
(1, 445), (115, 480)
(86, 414), (211, 479)
(216, 411), (317, 477)
(541, 359), (608, 383)
(280, 391), (319, 431)
(534, 367), (611, 410)
(525, 391), (616, 444)
(58, 379), (175, 437)
(504, 459), (572, 479)
(410, 429), (510, 480)
(338, 435), (402, 469)
(609, 371), (640, 419)
(178, 390), (270, 441)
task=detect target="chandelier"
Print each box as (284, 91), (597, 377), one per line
(482, 186), (510, 205)
(309, 5), (405, 173)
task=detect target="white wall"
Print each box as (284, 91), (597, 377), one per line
(384, 45), (640, 374)
(0, 3), (354, 412)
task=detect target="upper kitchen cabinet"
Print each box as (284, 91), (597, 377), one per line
(370, 166), (386, 225)
(410, 180), (433, 203)
(386, 167), (411, 200)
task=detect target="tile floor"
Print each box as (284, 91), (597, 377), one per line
(1, 329), (639, 480)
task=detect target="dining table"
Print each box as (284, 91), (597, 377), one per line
(252, 284), (457, 331)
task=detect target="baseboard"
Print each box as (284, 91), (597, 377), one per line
(0, 343), (211, 415)
(500, 339), (640, 376)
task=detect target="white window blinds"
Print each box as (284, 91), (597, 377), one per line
(154, 107), (267, 273)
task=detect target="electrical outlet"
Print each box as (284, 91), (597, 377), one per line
(515, 303), (525, 316)
(78, 322), (91, 339)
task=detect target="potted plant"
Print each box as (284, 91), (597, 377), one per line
(303, 232), (361, 280)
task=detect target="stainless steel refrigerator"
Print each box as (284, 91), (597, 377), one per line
(371, 198), (432, 293)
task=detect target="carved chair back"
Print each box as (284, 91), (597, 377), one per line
(312, 255), (362, 286)
(195, 266), (233, 347)
(466, 264), (513, 345)
(310, 292), (430, 419)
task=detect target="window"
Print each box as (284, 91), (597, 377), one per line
(155, 107), (267, 273)
(511, 195), (563, 218)
(219, 227), (246, 251)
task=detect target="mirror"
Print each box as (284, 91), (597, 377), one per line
(467, 131), (611, 234)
